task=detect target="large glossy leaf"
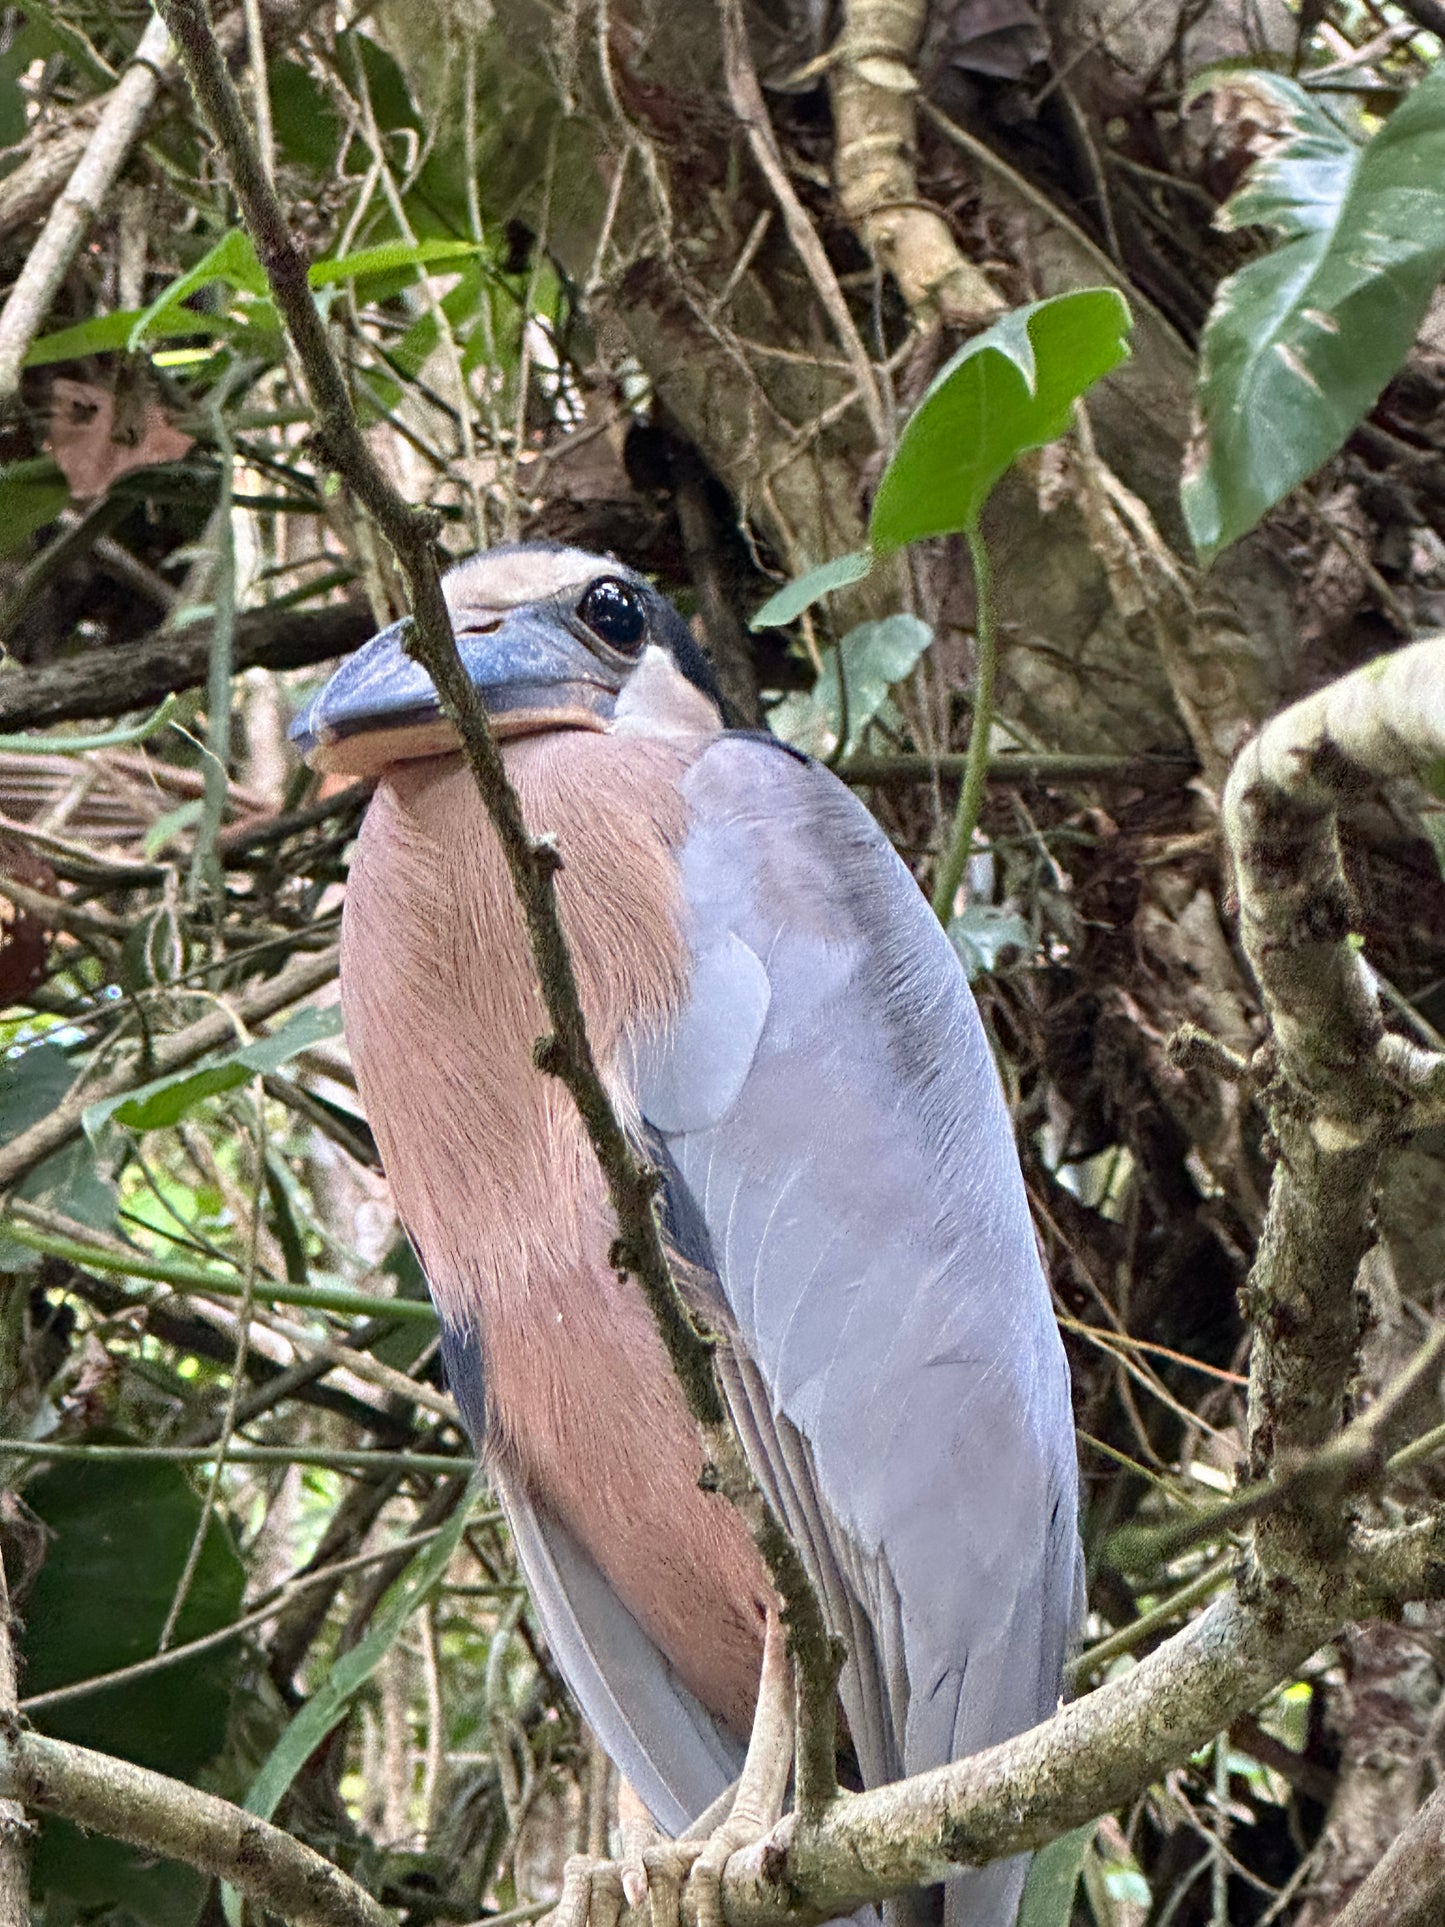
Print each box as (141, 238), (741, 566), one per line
(869, 287), (1132, 550)
(1183, 66), (1445, 560)
(24, 1455), (246, 1927)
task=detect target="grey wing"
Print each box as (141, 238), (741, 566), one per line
(622, 737), (1080, 1851)
(440, 1324), (744, 1835)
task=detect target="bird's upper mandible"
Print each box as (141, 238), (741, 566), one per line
(292, 543), (1081, 1927)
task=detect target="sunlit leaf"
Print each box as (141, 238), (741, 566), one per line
(869, 288), (1132, 549)
(84, 1002), (344, 1136)
(309, 237), (483, 288)
(127, 229), (267, 353)
(1183, 65), (1445, 560)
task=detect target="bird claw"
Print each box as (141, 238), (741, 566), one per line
(552, 1832), (747, 1927)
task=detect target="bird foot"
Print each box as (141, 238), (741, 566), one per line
(551, 1832), (701, 1927)
(550, 1609), (795, 1927)
(553, 1816), (776, 1927)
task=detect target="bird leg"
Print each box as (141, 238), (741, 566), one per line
(553, 1611), (794, 1927)
(683, 1606), (796, 1927)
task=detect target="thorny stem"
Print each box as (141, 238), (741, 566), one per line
(157, 0), (841, 1826)
(930, 525), (997, 924)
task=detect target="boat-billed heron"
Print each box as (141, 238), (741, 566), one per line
(292, 545), (1080, 1927)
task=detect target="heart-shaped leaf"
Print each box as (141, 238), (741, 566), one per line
(869, 287), (1132, 550)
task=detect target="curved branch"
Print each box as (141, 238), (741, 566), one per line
(1223, 635), (1445, 1133)
(0, 1727), (390, 1927)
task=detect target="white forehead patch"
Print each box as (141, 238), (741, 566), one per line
(443, 547), (612, 619)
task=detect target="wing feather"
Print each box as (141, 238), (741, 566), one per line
(622, 736), (1079, 1924)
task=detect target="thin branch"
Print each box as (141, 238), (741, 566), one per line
(718, 0), (888, 448)
(1330, 1773), (1445, 1927)
(0, 1728), (390, 1927)
(0, 15), (174, 406)
(0, 1541), (30, 1927)
(0, 943), (340, 1191)
(157, 0), (843, 1821)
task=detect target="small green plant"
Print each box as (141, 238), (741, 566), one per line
(752, 287), (1133, 926)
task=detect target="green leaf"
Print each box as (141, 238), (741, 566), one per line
(749, 550), (873, 629)
(23, 309), (217, 369)
(1017, 1821), (1098, 1927)
(870, 288), (1133, 549)
(85, 1002), (344, 1136)
(0, 1044), (117, 1268)
(25, 1456), (245, 1927)
(308, 237), (483, 288)
(127, 229), (267, 353)
(222, 1477), (485, 1922)
(0, 457), (69, 553)
(270, 55), (342, 172)
(1183, 66), (1445, 560)
(770, 614), (933, 758)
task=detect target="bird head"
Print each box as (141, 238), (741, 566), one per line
(290, 544), (725, 775)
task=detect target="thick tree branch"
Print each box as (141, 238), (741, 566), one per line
(0, 601), (371, 731)
(828, 0), (1002, 326)
(157, 0), (842, 1821)
(1223, 636), (1445, 1134)
(0, 1728), (389, 1927)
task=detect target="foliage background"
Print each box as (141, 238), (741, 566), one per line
(0, 2), (1443, 1924)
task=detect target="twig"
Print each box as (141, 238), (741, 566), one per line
(0, 15), (175, 407)
(0, 1728), (391, 1927)
(0, 1541), (30, 1927)
(718, 0), (888, 449)
(158, 0), (843, 1824)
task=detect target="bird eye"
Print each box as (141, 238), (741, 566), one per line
(577, 577), (647, 654)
